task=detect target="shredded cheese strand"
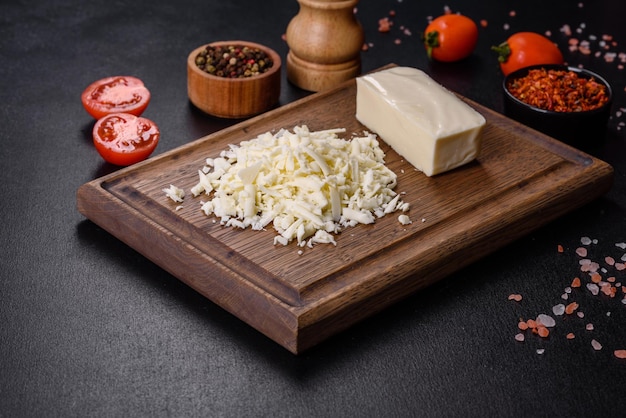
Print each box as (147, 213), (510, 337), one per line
(181, 125), (409, 247)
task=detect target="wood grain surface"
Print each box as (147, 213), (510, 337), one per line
(77, 66), (614, 354)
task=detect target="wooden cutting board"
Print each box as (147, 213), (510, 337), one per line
(77, 66), (613, 354)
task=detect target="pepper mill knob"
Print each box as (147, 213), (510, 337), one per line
(285, 0), (364, 92)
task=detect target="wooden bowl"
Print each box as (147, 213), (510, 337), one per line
(187, 41), (281, 118)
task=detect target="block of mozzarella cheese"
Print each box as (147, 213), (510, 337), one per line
(356, 66), (486, 176)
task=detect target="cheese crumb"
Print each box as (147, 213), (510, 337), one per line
(186, 125), (409, 246)
(163, 184), (185, 203)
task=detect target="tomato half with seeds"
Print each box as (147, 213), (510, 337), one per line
(423, 14), (478, 62)
(81, 76), (151, 119)
(92, 113), (160, 166)
(492, 32), (564, 75)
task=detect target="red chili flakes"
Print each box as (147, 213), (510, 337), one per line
(557, 244), (564, 253)
(506, 68), (610, 112)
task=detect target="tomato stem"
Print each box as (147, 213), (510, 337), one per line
(423, 30), (440, 60)
(491, 41), (511, 63)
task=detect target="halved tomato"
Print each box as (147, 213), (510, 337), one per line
(81, 76), (151, 119)
(92, 113), (160, 166)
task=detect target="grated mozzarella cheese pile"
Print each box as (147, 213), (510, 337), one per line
(171, 125), (410, 247)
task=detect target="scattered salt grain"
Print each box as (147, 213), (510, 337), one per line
(566, 333), (575, 339)
(586, 323), (594, 331)
(591, 339), (602, 351)
(615, 350), (626, 359)
(536, 349), (545, 355)
(581, 237), (592, 245)
(587, 283), (600, 295)
(515, 333), (525, 342)
(577, 311), (585, 318)
(576, 247), (588, 257)
(616, 242), (626, 250)
(552, 304), (566, 316)
(561, 24), (572, 36)
(508, 294), (522, 302)
(537, 314), (556, 327)
(565, 302), (579, 315)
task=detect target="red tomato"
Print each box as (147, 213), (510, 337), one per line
(423, 14), (478, 62)
(92, 113), (160, 166)
(493, 32), (564, 75)
(81, 76), (151, 119)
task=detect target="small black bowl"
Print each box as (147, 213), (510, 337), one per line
(503, 64), (612, 151)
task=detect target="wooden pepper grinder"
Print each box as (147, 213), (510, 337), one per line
(285, 0), (364, 92)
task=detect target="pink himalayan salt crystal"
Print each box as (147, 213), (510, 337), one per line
(591, 339), (602, 351)
(586, 323), (594, 331)
(537, 314), (556, 327)
(576, 247), (588, 257)
(536, 349), (545, 355)
(587, 283), (600, 295)
(552, 304), (566, 316)
(605, 256), (615, 266)
(515, 333), (525, 342)
(579, 259), (600, 272)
